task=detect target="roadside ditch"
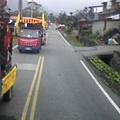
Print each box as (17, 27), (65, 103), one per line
(85, 53), (120, 96)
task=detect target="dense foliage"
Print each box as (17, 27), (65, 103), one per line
(88, 56), (120, 84)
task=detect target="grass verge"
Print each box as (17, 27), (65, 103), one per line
(60, 31), (82, 47)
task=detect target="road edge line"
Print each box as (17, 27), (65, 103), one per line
(80, 60), (120, 114)
(58, 31), (71, 46)
(13, 45), (18, 50)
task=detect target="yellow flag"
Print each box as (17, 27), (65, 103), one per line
(16, 13), (20, 35)
(16, 13), (20, 27)
(42, 11), (45, 28)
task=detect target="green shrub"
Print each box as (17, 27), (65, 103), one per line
(81, 30), (91, 36)
(88, 34), (96, 39)
(88, 56), (120, 84)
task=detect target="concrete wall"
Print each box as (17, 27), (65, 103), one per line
(92, 21), (104, 35)
(106, 21), (120, 30)
(92, 20), (120, 36)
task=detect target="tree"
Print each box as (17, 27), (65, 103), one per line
(48, 13), (55, 23)
(27, 1), (42, 17)
(110, 0), (120, 12)
(56, 12), (67, 24)
(0, 0), (7, 8)
(10, 10), (19, 16)
(74, 7), (91, 21)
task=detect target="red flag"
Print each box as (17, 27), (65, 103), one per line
(4, 26), (11, 50)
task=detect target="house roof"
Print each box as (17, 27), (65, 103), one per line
(92, 18), (120, 22)
(78, 18), (120, 24)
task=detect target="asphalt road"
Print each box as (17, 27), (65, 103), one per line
(0, 24), (120, 120)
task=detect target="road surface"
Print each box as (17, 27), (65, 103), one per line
(0, 24), (120, 120)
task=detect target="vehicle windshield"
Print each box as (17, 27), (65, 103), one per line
(19, 29), (39, 39)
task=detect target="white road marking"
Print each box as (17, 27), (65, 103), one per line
(17, 63), (36, 71)
(13, 45), (18, 50)
(80, 60), (120, 114)
(58, 31), (71, 46)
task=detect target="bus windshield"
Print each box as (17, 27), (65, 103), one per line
(20, 29), (39, 39)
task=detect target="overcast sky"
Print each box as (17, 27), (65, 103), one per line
(8, 0), (109, 14)
(31, 0), (107, 14)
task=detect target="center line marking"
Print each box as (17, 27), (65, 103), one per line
(30, 57), (44, 120)
(21, 57), (41, 120)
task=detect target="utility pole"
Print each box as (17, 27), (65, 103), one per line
(18, 0), (22, 19)
(31, 0), (34, 18)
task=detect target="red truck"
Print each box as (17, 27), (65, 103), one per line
(18, 27), (41, 53)
(17, 18), (43, 53)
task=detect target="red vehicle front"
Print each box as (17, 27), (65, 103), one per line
(18, 28), (41, 53)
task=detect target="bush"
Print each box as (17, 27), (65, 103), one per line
(88, 56), (120, 84)
(81, 30), (92, 37)
(88, 34), (96, 39)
